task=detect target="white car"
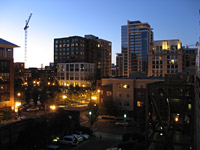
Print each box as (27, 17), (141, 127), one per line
(72, 134), (84, 142)
(74, 131), (90, 140)
(58, 135), (79, 146)
(115, 121), (129, 126)
(26, 106), (39, 112)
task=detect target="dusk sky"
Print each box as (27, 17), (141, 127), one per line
(0, 0), (199, 68)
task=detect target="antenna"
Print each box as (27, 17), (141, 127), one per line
(24, 13), (32, 67)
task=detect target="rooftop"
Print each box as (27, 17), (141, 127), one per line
(0, 38), (19, 48)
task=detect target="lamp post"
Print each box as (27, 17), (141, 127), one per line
(124, 114), (127, 133)
(89, 111), (92, 134)
(62, 95), (67, 108)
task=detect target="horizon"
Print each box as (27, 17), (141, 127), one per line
(0, 0), (199, 68)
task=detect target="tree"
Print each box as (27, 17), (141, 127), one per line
(86, 101), (99, 125)
(39, 87), (48, 108)
(32, 88), (39, 106)
(100, 99), (121, 117)
(24, 87), (32, 104)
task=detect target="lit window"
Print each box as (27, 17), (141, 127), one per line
(188, 104), (192, 110)
(123, 84), (127, 88)
(137, 101), (141, 107)
(162, 41), (168, 50)
(177, 41), (181, 50)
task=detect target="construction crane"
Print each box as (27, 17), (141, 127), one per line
(24, 13), (32, 65)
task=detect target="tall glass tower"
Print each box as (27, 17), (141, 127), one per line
(121, 20), (153, 77)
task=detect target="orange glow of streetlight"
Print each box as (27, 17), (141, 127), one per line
(17, 92), (21, 97)
(91, 96), (97, 100)
(62, 95), (67, 99)
(50, 105), (56, 110)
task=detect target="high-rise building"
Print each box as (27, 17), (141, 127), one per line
(116, 53), (124, 77)
(54, 35), (111, 86)
(85, 35), (112, 79)
(121, 20), (153, 77)
(0, 38), (18, 110)
(148, 40), (197, 77)
(148, 40), (182, 77)
(195, 41), (200, 150)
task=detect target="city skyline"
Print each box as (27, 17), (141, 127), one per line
(0, 0), (199, 68)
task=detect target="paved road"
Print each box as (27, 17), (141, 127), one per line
(71, 131), (122, 150)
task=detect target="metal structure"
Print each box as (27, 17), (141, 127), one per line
(24, 13), (32, 64)
(145, 74), (194, 150)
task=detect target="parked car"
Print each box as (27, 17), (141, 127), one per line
(26, 106), (39, 112)
(74, 131), (90, 140)
(47, 145), (60, 150)
(115, 121), (129, 126)
(72, 134), (84, 142)
(58, 135), (79, 146)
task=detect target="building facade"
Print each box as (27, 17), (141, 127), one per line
(148, 40), (197, 77)
(148, 40), (182, 77)
(0, 38), (18, 109)
(54, 35), (111, 81)
(85, 35), (112, 79)
(121, 20), (153, 77)
(100, 78), (163, 115)
(195, 41), (200, 150)
(116, 53), (124, 77)
(57, 62), (95, 87)
(14, 62), (25, 80)
(146, 74), (194, 150)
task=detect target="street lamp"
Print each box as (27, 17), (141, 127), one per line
(15, 102), (21, 113)
(62, 95), (67, 108)
(124, 114), (127, 133)
(17, 92), (21, 97)
(89, 111), (92, 134)
(50, 105), (56, 111)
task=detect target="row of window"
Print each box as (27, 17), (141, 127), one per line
(55, 51), (84, 56)
(58, 64), (95, 72)
(55, 38), (83, 44)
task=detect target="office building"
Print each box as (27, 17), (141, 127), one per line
(85, 35), (112, 79)
(148, 40), (197, 77)
(116, 53), (124, 77)
(195, 41), (200, 150)
(57, 62), (95, 87)
(121, 20), (153, 77)
(54, 35), (111, 86)
(14, 62), (25, 80)
(0, 38), (18, 109)
(100, 78), (163, 117)
(148, 40), (182, 77)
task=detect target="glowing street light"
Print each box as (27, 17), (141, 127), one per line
(15, 101), (21, 112)
(124, 114), (127, 133)
(17, 92), (21, 97)
(91, 96), (97, 100)
(62, 95), (67, 99)
(89, 111), (92, 133)
(50, 105), (56, 110)
(15, 102), (21, 107)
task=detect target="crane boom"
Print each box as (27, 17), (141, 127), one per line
(24, 13), (32, 30)
(24, 13), (32, 66)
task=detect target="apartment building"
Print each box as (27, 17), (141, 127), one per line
(121, 20), (153, 77)
(0, 38), (18, 109)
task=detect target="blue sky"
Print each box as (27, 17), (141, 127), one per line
(0, 0), (200, 68)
